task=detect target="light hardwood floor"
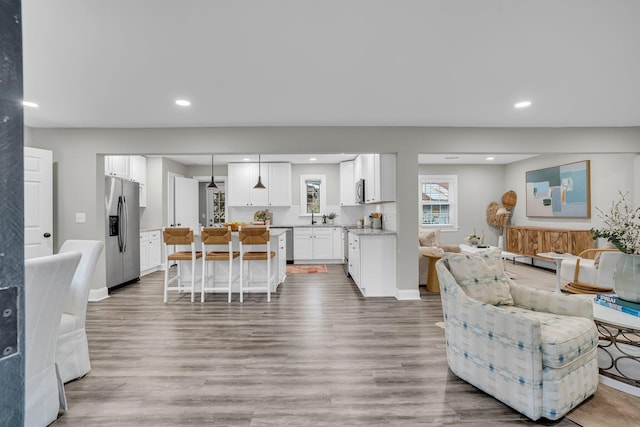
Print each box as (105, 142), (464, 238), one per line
(55, 265), (578, 426)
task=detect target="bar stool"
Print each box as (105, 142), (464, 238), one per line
(201, 226), (239, 303)
(163, 227), (202, 303)
(238, 226), (275, 302)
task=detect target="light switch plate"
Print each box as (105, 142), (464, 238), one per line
(0, 287), (18, 360)
(75, 212), (86, 223)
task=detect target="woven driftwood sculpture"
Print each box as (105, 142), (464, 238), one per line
(486, 190), (516, 235)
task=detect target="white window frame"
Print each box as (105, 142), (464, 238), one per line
(300, 174), (326, 216)
(418, 174), (458, 230)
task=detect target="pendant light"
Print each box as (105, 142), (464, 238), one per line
(207, 154), (218, 189)
(254, 154), (266, 189)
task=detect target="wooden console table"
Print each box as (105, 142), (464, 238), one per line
(505, 226), (595, 260)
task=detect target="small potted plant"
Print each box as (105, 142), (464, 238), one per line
(327, 212), (338, 225)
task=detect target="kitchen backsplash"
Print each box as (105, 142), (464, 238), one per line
(227, 203), (397, 230)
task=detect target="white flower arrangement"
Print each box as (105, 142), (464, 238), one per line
(591, 191), (640, 254)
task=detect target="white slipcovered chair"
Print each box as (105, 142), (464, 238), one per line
(25, 251), (81, 427)
(436, 248), (599, 421)
(560, 248), (623, 292)
(56, 240), (104, 383)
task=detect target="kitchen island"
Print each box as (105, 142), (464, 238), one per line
(173, 228), (287, 297)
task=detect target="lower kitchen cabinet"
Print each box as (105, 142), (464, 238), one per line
(140, 230), (162, 275)
(348, 232), (396, 297)
(293, 227), (342, 263)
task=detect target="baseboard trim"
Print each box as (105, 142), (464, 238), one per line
(600, 375), (640, 397)
(88, 287), (109, 302)
(396, 288), (421, 300)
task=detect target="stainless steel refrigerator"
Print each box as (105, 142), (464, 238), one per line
(105, 176), (140, 289)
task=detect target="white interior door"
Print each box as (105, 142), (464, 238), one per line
(174, 176), (199, 232)
(24, 147), (53, 259)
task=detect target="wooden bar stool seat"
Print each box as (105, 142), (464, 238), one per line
(201, 226), (239, 303)
(238, 226), (275, 303)
(163, 227), (202, 303)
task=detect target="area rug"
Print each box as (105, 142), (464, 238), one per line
(286, 265), (327, 274)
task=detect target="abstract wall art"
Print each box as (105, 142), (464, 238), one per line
(525, 160), (590, 218)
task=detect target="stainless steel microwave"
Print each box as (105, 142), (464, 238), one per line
(355, 178), (365, 204)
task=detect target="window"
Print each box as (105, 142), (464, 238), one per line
(204, 178), (227, 226)
(419, 175), (458, 229)
(300, 175), (326, 216)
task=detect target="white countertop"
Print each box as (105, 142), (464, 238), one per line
(347, 228), (396, 236)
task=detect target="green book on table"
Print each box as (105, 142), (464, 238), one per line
(594, 297), (640, 318)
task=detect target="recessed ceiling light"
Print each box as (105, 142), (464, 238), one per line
(243, 158), (251, 161)
(486, 156), (495, 161)
(310, 157), (317, 161)
(23, 101), (39, 108)
(514, 100), (532, 109)
(175, 99), (191, 107)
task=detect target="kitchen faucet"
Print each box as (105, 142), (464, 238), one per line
(311, 210), (316, 225)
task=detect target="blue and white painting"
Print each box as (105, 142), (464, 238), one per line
(525, 160), (590, 218)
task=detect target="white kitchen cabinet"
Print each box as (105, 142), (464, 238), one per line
(130, 155), (147, 207)
(293, 227), (338, 262)
(105, 155), (148, 206)
(357, 154), (396, 204)
(227, 162), (290, 207)
(267, 162), (292, 206)
(339, 160), (357, 206)
(140, 230), (162, 275)
(227, 163), (256, 206)
(332, 227), (344, 260)
(349, 232), (396, 297)
(105, 156), (130, 179)
(293, 228), (313, 260)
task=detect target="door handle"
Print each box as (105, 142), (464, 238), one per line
(43, 232), (51, 238)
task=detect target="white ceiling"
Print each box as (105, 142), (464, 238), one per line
(154, 153), (359, 166)
(21, 1), (640, 129)
(153, 153), (537, 166)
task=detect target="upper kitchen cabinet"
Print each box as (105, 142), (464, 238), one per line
(267, 162), (291, 206)
(105, 155), (147, 206)
(105, 155), (130, 179)
(357, 154), (396, 203)
(339, 160), (357, 206)
(130, 155), (147, 207)
(227, 162), (291, 207)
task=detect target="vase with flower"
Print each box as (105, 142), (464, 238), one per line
(591, 191), (640, 302)
(467, 229), (481, 247)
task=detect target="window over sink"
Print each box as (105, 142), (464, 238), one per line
(300, 175), (326, 217)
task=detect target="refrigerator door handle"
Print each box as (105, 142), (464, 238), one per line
(122, 196), (128, 252)
(117, 196), (124, 252)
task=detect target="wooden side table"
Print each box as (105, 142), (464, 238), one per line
(422, 252), (443, 293)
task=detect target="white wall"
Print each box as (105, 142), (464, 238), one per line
(505, 153), (636, 232)
(25, 126), (640, 296)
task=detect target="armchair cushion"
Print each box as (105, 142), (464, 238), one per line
(418, 228), (441, 247)
(443, 247), (514, 305)
(496, 306), (597, 368)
